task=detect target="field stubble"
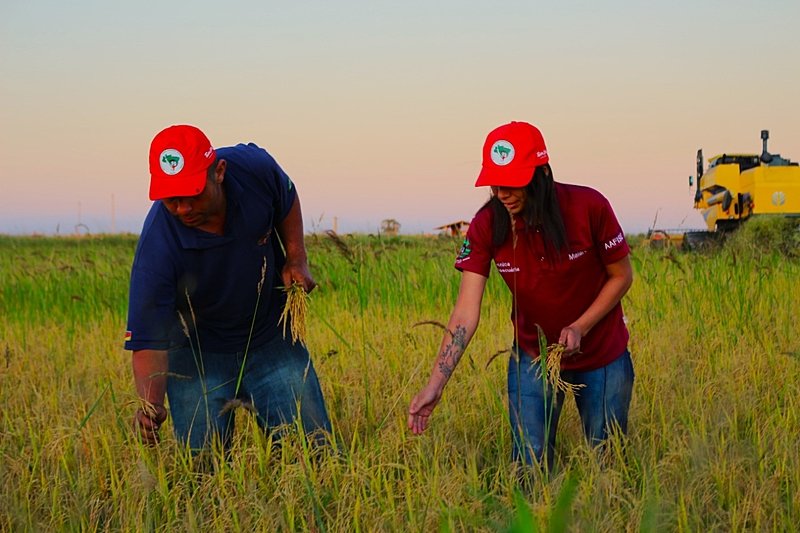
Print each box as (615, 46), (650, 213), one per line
(0, 234), (798, 531)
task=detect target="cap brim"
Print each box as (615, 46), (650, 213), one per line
(474, 165), (535, 188)
(149, 170), (208, 201)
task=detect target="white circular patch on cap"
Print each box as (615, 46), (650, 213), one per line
(159, 149), (184, 175)
(490, 140), (515, 166)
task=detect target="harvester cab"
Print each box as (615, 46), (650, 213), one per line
(691, 129), (799, 234)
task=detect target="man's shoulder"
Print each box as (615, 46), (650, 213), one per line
(134, 204), (179, 262)
(139, 203), (170, 240)
(217, 143), (284, 186)
(216, 143), (274, 163)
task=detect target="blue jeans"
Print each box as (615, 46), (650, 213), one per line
(507, 348), (634, 469)
(166, 334), (331, 451)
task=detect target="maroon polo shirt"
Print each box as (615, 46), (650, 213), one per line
(455, 183), (630, 371)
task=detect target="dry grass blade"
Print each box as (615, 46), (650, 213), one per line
(325, 230), (355, 265)
(279, 282), (309, 345)
(485, 348), (511, 369)
(178, 310), (190, 339)
(147, 371), (192, 381)
(540, 343), (585, 394)
(411, 320), (453, 336)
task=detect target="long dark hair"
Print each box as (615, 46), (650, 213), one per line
(483, 163), (568, 256)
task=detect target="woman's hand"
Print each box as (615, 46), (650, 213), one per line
(558, 325), (583, 356)
(408, 383), (444, 435)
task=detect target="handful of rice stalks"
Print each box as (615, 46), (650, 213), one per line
(540, 343), (585, 394)
(279, 282), (309, 345)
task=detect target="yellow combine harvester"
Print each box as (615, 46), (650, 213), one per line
(651, 130), (799, 249)
(693, 130), (799, 231)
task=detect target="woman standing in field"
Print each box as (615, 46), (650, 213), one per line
(408, 121), (634, 470)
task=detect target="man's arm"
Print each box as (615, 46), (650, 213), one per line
(408, 271), (488, 435)
(276, 195), (316, 293)
(559, 255), (633, 354)
(132, 349), (168, 445)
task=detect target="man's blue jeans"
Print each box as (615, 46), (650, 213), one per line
(507, 348), (634, 469)
(166, 334), (331, 451)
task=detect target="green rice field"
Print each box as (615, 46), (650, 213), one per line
(0, 228), (798, 531)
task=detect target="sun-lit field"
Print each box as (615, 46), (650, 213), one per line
(1, 229), (798, 531)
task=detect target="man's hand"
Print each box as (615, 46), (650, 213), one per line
(131, 350), (168, 445)
(133, 402), (168, 446)
(408, 383), (444, 435)
(282, 261), (317, 294)
(276, 195), (316, 294)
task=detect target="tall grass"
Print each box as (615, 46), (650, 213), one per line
(1, 232), (798, 531)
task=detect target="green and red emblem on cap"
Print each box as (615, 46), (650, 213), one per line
(159, 149), (184, 175)
(475, 121), (549, 188)
(490, 141), (515, 165)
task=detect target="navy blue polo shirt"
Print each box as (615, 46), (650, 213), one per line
(124, 143), (297, 352)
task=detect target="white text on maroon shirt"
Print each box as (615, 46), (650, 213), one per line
(496, 261), (520, 273)
(604, 232), (624, 250)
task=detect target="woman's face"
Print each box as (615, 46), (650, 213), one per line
(491, 186), (527, 215)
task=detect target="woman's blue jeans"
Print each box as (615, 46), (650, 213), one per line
(507, 348), (634, 470)
(166, 334), (331, 451)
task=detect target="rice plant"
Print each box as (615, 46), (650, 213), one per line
(279, 282), (310, 345)
(0, 233), (798, 531)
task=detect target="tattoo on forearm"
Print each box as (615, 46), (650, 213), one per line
(437, 325), (467, 378)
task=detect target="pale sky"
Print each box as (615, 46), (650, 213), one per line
(2, 0), (799, 235)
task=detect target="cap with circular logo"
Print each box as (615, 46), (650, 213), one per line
(148, 125), (217, 201)
(475, 121), (549, 188)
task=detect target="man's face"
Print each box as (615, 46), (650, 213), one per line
(162, 186), (214, 228)
(161, 161), (225, 228)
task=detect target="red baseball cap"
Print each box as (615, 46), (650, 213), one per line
(148, 125), (217, 200)
(475, 121), (549, 187)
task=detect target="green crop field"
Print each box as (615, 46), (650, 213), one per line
(1, 227), (798, 532)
